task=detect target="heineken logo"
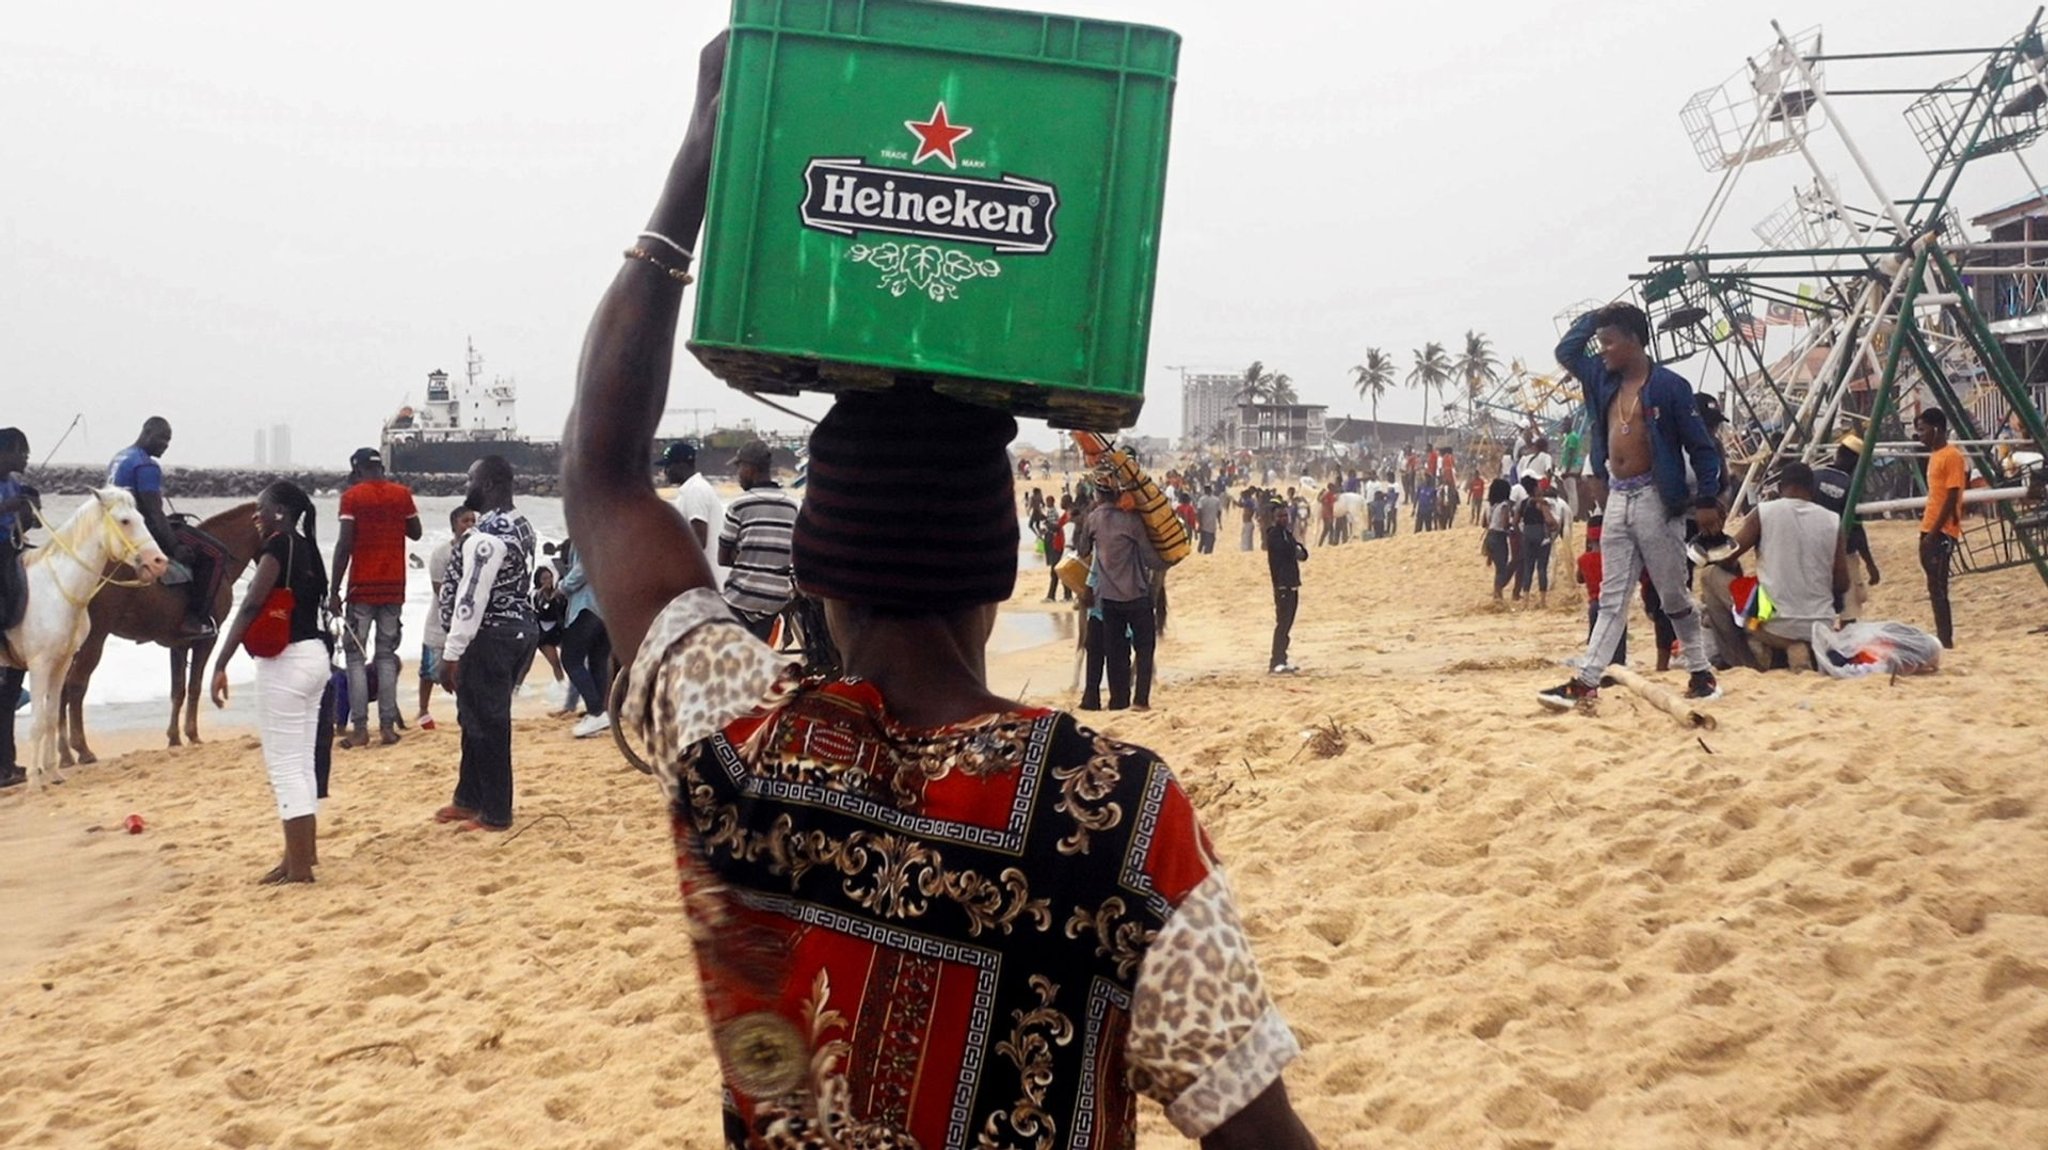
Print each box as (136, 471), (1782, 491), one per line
(800, 159), (1059, 254)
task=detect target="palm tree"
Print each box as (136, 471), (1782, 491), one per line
(1350, 348), (1397, 444)
(1408, 342), (1453, 435)
(1269, 373), (1297, 406)
(1453, 330), (1502, 405)
(1236, 361), (1274, 405)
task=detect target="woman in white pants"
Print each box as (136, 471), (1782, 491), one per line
(210, 481), (332, 885)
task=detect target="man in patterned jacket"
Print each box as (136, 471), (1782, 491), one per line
(436, 454), (537, 832)
(560, 35), (1316, 1150)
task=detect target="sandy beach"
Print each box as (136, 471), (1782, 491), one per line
(4, 518), (2046, 1148)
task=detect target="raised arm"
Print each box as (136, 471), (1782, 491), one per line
(1554, 310), (1602, 388)
(560, 34), (727, 663)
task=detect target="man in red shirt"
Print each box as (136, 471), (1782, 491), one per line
(330, 448), (422, 745)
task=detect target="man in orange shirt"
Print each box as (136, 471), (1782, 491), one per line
(330, 448), (423, 745)
(1916, 408), (1966, 649)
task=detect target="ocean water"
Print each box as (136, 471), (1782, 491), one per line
(26, 492), (1057, 733)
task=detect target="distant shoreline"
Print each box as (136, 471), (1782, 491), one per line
(25, 465), (557, 499)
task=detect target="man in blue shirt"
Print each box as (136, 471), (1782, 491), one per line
(107, 416), (213, 642)
(0, 427), (35, 788)
(1539, 304), (1725, 709)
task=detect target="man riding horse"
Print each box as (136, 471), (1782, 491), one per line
(107, 417), (222, 644)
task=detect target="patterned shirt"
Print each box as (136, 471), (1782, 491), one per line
(621, 589), (1298, 1149)
(441, 508), (535, 660)
(719, 484), (798, 618)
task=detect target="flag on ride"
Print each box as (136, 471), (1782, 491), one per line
(1766, 299), (1805, 325)
(1734, 313), (1768, 342)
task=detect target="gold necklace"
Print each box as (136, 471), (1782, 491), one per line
(1618, 385), (1644, 435)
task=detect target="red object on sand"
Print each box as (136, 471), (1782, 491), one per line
(124, 814), (145, 835)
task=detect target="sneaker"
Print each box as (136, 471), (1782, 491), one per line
(1684, 671), (1721, 701)
(572, 713), (612, 739)
(1536, 679), (1598, 711)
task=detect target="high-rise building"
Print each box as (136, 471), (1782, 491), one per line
(269, 424), (292, 468)
(1180, 372), (1242, 447)
(253, 428), (268, 467)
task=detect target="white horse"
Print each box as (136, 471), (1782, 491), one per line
(1335, 490), (1367, 541)
(2, 489), (168, 788)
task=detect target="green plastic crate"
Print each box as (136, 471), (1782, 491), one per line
(688, 0), (1180, 430)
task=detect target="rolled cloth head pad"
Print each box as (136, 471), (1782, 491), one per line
(792, 388), (1019, 613)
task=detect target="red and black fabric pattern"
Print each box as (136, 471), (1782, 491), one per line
(673, 680), (1220, 1149)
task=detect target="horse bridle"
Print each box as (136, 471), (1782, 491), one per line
(30, 500), (160, 608)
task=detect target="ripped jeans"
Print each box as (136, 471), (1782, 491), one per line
(1577, 477), (1708, 686)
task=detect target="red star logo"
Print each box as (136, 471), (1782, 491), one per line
(904, 102), (973, 168)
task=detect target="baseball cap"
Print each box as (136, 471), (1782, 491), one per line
(349, 447), (381, 468)
(660, 440), (697, 465)
(1694, 393), (1727, 428)
(735, 440), (773, 467)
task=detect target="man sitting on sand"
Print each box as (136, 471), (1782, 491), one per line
(560, 34), (1316, 1150)
(1700, 462), (1848, 671)
(1539, 304), (1725, 709)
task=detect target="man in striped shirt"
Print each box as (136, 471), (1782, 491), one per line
(717, 440), (797, 641)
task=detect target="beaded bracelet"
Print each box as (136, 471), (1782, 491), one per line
(622, 246), (694, 285)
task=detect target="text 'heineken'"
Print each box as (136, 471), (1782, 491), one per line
(801, 160), (1059, 254)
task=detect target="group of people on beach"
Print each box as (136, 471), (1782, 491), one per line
(4, 29), (2008, 1149)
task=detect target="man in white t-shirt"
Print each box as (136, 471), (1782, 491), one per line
(1518, 436), (1555, 491)
(1703, 462), (1847, 670)
(662, 440), (728, 591)
(418, 504), (477, 731)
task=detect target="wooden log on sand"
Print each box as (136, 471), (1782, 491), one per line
(1604, 665), (1718, 730)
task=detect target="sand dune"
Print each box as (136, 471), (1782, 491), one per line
(3, 519), (2046, 1148)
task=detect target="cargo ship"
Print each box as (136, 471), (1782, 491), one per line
(380, 341), (803, 478)
(380, 341), (561, 477)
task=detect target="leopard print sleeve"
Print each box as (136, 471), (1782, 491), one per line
(618, 587), (798, 800)
(1124, 869), (1301, 1137)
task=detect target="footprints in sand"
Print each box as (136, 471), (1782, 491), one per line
(1668, 929), (1738, 975)
(359, 969), (431, 999)
(1982, 956), (2048, 1002)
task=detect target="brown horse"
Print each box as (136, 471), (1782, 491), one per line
(60, 503), (263, 765)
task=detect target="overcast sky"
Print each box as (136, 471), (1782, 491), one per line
(3, 1), (2038, 467)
